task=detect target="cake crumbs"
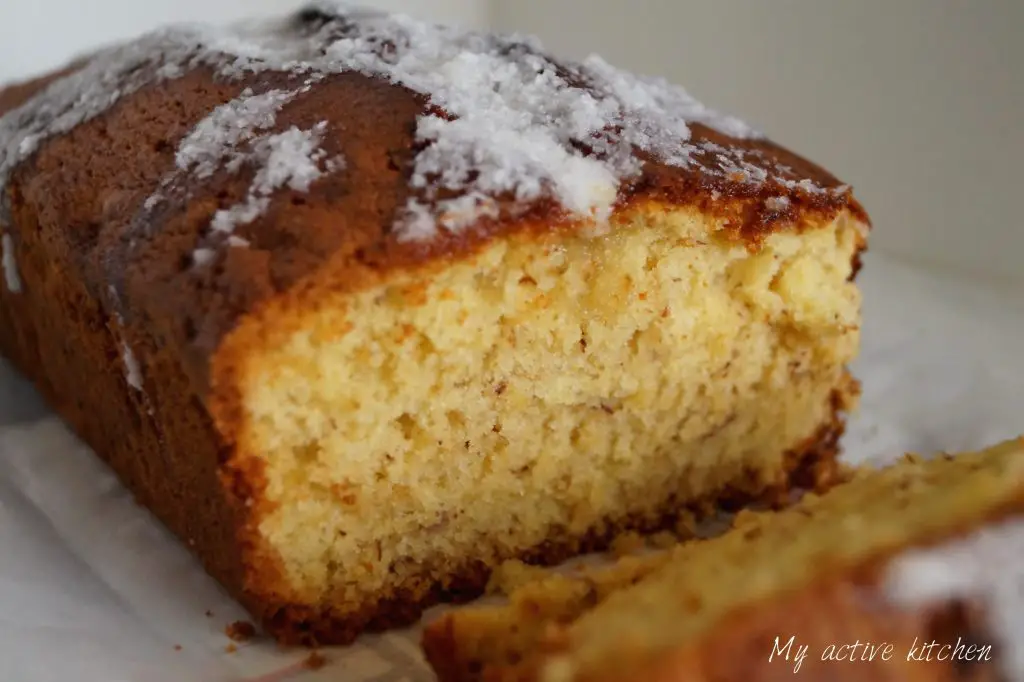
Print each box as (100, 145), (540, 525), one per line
(225, 643), (238, 654)
(647, 531), (680, 549)
(173, 644), (182, 651)
(486, 559), (551, 596)
(225, 620), (257, 642)
(730, 508), (764, 532)
(303, 651), (328, 670)
(609, 531), (647, 558)
(673, 510), (699, 539)
(836, 461), (867, 482)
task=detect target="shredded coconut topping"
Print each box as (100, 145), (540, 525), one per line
(121, 342), (143, 391)
(885, 517), (1024, 681)
(176, 88), (299, 178)
(0, 0), (848, 277)
(208, 121), (335, 236)
(192, 248), (216, 267)
(141, 85), (340, 263)
(0, 29), (209, 192)
(1, 233), (20, 292)
(310, 6), (769, 238)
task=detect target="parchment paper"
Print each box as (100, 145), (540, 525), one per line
(1, 252), (1022, 682)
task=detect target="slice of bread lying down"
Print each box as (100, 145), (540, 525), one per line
(422, 436), (1024, 682)
(0, 4), (867, 644)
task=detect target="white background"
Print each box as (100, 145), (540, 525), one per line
(1, 0), (1022, 284)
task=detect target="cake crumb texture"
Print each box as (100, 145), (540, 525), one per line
(303, 651), (328, 670)
(226, 620), (257, 642)
(235, 203), (862, 640)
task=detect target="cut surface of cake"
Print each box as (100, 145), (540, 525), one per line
(422, 436), (1024, 682)
(0, 2), (867, 644)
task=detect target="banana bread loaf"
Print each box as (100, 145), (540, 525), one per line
(422, 437), (1024, 682)
(0, 2), (868, 644)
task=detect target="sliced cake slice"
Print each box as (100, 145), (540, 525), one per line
(422, 436), (1024, 682)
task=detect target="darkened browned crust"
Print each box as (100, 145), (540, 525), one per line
(0, 66), (258, 631)
(0, 20), (868, 647)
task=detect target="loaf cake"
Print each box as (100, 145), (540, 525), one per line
(0, 2), (868, 644)
(422, 436), (1024, 682)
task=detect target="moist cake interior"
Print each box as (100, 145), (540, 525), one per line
(239, 202), (863, 610)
